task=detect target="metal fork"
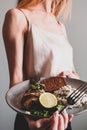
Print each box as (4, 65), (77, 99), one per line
(59, 82), (87, 113)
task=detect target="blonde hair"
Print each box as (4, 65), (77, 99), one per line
(17, 0), (71, 20)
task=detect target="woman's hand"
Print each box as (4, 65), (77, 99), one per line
(50, 110), (73, 130)
(58, 71), (80, 79)
(24, 110), (73, 130)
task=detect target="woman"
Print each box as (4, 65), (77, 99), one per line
(2, 0), (79, 130)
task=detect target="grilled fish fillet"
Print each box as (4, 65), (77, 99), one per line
(41, 77), (66, 92)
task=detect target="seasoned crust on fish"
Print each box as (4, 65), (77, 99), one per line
(41, 77), (66, 92)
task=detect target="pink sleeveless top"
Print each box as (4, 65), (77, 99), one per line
(21, 10), (73, 78)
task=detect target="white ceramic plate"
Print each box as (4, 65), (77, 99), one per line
(6, 78), (87, 117)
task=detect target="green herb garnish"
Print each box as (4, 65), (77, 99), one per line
(56, 104), (65, 110)
(30, 83), (45, 90)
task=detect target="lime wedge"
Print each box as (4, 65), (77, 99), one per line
(39, 92), (57, 108)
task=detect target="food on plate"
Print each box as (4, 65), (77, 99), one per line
(41, 77), (66, 92)
(54, 84), (87, 108)
(21, 83), (45, 110)
(21, 76), (87, 117)
(21, 77), (66, 117)
(39, 92), (57, 108)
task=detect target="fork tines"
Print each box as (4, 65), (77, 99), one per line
(68, 82), (87, 105)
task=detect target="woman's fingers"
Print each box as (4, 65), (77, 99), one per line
(58, 72), (65, 77)
(58, 71), (71, 78)
(50, 111), (67, 130)
(68, 114), (73, 122)
(50, 111), (59, 130)
(61, 110), (68, 129)
(58, 114), (64, 130)
(58, 71), (79, 79)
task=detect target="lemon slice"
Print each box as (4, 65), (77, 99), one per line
(39, 92), (57, 108)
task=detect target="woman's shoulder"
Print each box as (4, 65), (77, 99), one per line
(4, 8), (28, 32)
(5, 8), (22, 21)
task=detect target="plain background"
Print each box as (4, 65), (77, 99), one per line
(0, 0), (87, 130)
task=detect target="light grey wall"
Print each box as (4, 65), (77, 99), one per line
(66, 0), (87, 82)
(66, 1), (87, 130)
(0, 0), (87, 130)
(0, 1), (17, 130)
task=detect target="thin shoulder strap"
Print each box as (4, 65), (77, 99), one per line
(17, 8), (31, 31)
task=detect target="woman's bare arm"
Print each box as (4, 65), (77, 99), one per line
(2, 9), (28, 87)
